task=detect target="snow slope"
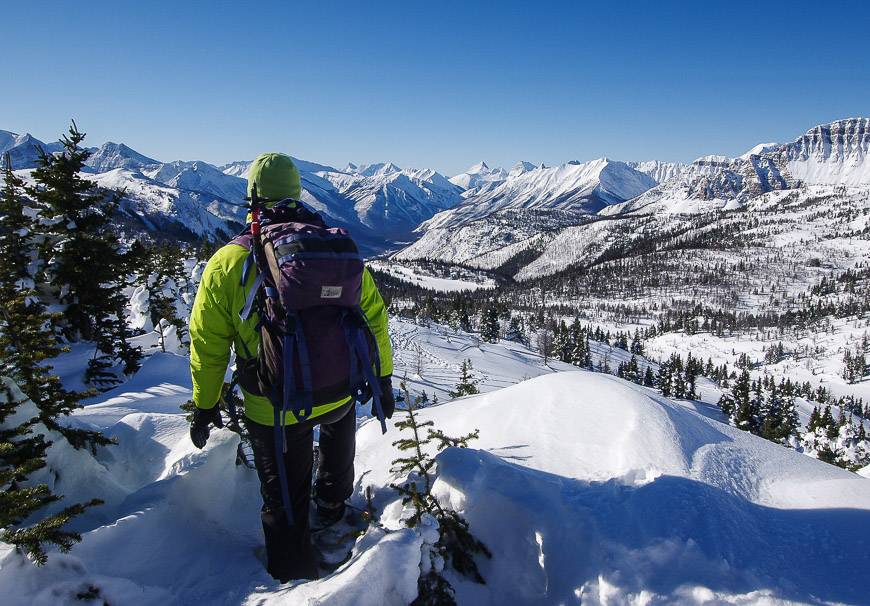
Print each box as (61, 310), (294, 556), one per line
(2, 318), (868, 605)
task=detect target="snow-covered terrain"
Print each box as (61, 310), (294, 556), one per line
(2, 318), (868, 605)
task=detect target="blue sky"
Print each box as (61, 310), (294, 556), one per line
(3, 1), (869, 175)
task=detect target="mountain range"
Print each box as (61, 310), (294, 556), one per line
(396, 117), (870, 278)
(3, 118), (869, 265)
(1, 132), (464, 252)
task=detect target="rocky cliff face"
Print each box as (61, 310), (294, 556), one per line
(772, 118), (870, 186)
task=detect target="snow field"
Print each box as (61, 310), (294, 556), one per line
(2, 319), (870, 604)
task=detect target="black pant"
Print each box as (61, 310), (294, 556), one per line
(245, 401), (356, 581)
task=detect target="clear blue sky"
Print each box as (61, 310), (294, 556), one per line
(3, 0), (869, 175)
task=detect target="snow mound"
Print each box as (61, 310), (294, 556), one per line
(357, 372), (870, 604)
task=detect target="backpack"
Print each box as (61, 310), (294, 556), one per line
(231, 200), (388, 436)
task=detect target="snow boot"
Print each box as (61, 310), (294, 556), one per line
(261, 509), (318, 582)
(313, 496), (346, 530)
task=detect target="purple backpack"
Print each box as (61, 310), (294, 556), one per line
(231, 201), (387, 434)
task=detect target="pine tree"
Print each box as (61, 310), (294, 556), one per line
(760, 383), (783, 442)
(0, 154), (31, 287)
(643, 365), (655, 387)
(0, 155), (109, 451)
(147, 243), (189, 352)
(28, 122), (141, 387)
(0, 380), (102, 565)
(807, 406), (821, 432)
(449, 360), (479, 399)
(821, 406), (839, 441)
(458, 308), (472, 333)
(478, 306), (500, 343)
(657, 362), (673, 397)
(569, 321), (586, 367)
(843, 349), (856, 384)
(729, 370), (753, 430)
(505, 315), (524, 343)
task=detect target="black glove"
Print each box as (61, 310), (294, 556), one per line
(190, 405), (223, 449)
(378, 376), (396, 419)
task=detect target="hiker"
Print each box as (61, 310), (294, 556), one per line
(187, 153), (395, 582)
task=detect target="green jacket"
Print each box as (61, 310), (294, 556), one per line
(189, 242), (393, 426)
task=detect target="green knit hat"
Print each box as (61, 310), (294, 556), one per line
(247, 152), (302, 202)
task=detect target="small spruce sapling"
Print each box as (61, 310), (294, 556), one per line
(449, 359), (479, 398)
(390, 382), (491, 605)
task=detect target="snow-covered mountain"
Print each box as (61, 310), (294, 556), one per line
(392, 117), (870, 281)
(626, 159), (688, 184)
(609, 118), (870, 218)
(84, 142), (160, 173)
(449, 161), (508, 192)
(220, 158), (465, 245)
(395, 158), (656, 265)
(435, 158), (655, 226)
(774, 117), (870, 185)
(86, 168), (246, 240)
(0, 130), (63, 168)
(3, 128), (462, 251)
(141, 160), (248, 204)
(318, 164), (464, 242)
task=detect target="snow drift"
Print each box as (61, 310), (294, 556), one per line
(3, 353), (869, 604)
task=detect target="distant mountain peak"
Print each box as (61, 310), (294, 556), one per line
(85, 141), (160, 173)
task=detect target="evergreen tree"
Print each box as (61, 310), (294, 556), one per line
(0, 381), (102, 565)
(449, 360), (479, 398)
(821, 406), (838, 441)
(458, 308), (472, 333)
(727, 369), (753, 430)
(760, 383), (783, 442)
(843, 349), (856, 384)
(146, 243), (189, 352)
(657, 362), (673, 397)
(629, 331), (644, 355)
(28, 122), (141, 386)
(0, 155), (109, 451)
(0, 154), (31, 287)
(390, 385), (490, 604)
(553, 321), (572, 363)
(478, 306), (500, 343)
(505, 315), (525, 343)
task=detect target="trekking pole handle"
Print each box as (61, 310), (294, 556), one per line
(250, 183), (262, 236)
